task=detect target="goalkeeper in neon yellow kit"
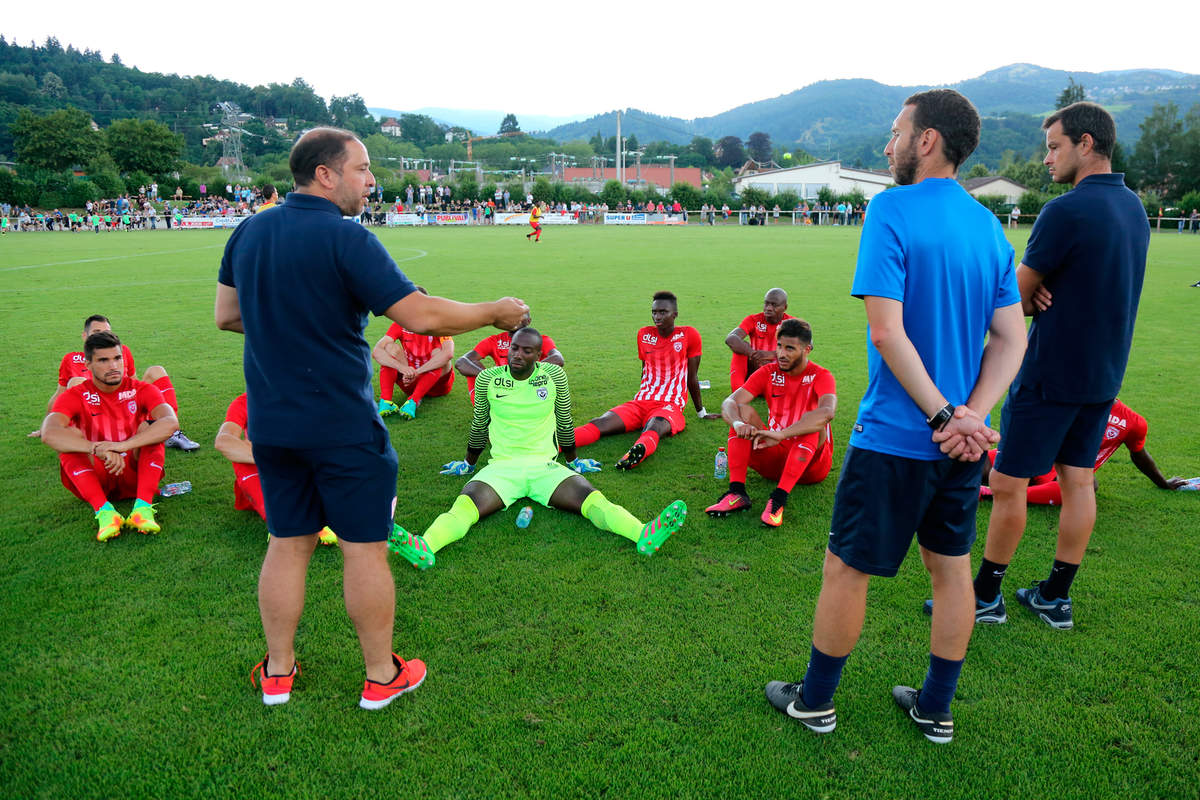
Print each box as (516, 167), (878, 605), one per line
(389, 327), (686, 569)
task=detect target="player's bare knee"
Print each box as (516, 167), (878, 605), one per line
(142, 365), (167, 382)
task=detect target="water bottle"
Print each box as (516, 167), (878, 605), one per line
(515, 505), (534, 528)
(1180, 477), (1200, 491)
(714, 447), (728, 479)
(160, 481), (192, 497)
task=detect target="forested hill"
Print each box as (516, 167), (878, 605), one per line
(0, 36), (334, 161)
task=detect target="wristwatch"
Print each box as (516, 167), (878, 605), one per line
(926, 403), (954, 430)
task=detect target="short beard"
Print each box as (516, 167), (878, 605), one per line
(892, 139), (919, 186)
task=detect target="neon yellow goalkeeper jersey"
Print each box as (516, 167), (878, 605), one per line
(468, 363), (575, 461)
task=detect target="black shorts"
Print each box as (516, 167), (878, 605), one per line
(828, 446), (983, 577)
(996, 383), (1112, 478)
(253, 428), (398, 543)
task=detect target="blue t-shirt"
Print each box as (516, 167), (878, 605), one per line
(218, 192), (416, 447)
(849, 178), (1019, 460)
(1018, 173), (1148, 403)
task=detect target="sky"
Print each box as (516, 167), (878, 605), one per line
(6, 2), (1200, 122)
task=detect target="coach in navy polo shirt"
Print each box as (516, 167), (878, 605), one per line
(976, 102), (1149, 631)
(216, 127), (527, 708)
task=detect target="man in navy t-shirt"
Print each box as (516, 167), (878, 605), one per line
(764, 90), (1026, 744)
(976, 102), (1149, 631)
(216, 127), (528, 709)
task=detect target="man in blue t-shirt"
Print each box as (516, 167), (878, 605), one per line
(764, 90), (1026, 744)
(975, 102), (1149, 631)
(216, 127), (528, 710)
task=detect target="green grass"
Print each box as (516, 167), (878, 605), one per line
(2, 225), (1198, 798)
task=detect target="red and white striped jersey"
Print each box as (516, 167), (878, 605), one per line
(741, 360), (836, 438)
(51, 376), (166, 444)
(633, 325), (701, 407)
(385, 323), (451, 370)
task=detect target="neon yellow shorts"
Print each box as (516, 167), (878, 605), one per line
(471, 456), (578, 508)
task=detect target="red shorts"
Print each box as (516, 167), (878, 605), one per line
(58, 450), (149, 501)
(748, 436), (833, 485)
(610, 399), (687, 435)
(530, 220), (541, 231)
(233, 462), (267, 520)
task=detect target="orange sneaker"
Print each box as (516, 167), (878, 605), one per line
(359, 653), (426, 710)
(761, 498), (784, 528)
(250, 655), (299, 706)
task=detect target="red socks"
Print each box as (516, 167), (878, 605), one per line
(379, 367), (398, 401)
(726, 434), (751, 483)
(575, 423), (601, 447)
(634, 430), (660, 459)
(136, 443), (165, 503)
(60, 453), (108, 510)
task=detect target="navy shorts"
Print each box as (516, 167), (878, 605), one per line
(253, 428), (398, 543)
(996, 383), (1112, 478)
(828, 446), (983, 578)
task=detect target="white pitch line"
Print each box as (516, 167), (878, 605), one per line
(0, 277), (215, 294)
(1, 244), (225, 272)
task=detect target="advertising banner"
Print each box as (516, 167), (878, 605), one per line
(178, 216), (247, 229)
(386, 213), (427, 226)
(429, 212), (470, 225)
(494, 212), (531, 226)
(604, 213), (646, 225)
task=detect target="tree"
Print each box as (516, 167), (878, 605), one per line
(965, 163), (991, 179)
(689, 136), (714, 166)
(669, 182), (701, 210)
(328, 94), (376, 138)
(715, 136), (745, 169)
(599, 179), (626, 207)
(740, 186), (770, 208)
(40, 71), (65, 99)
(1129, 102), (1184, 197)
(1056, 77), (1086, 109)
(11, 107), (102, 171)
(499, 114), (521, 134)
(105, 118), (183, 175)
(530, 176), (554, 204)
(747, 132), (772, 163)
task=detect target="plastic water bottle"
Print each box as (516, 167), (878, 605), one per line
(1180, 477), (1200, 491)
(516, 505), (534, 528)
(160, 481), (192, 497)
(714, 447), (728, 479)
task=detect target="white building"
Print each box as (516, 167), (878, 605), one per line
(732, 160), (893, 200)
(961, 176), (1028, 205)
(381, 118), (402, 137)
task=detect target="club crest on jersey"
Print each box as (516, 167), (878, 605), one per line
(770, 372), (786, 386)
(537, 388), (548, 399)
(84, 391), (100, 405)
(673, 341), (683, 352)
(1105, 426), (1120, 440)
(127, 401), (137, 414)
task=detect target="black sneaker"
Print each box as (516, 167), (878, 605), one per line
(892, 685), (954, 744)
(764, 680), (836, 733)
(615, 442), (646, 471)
(1015, 581), (1073, 629)
(921, 593), (1007, 624)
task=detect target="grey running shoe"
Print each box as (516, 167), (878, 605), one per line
(922, 593), (1007, 624)
(1015, 581), (1073, 629)
(764, 681), (836, 733)
(166, 430), (200, 451)
(892, 685), (954, 744)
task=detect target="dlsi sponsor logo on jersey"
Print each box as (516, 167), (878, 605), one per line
(641, 334), (658, 345)
(770, 372), (786, 387)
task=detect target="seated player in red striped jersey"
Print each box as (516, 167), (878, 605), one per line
(38, 331), (179, 541)
(724, 288), (793, 392)
(29, 314), (200, 451)
(214, 393), (338, 545)
(980, 398), (1190, 504)
(707, 319), (838, 527)
(371, 288), (456, 420)
(574, 291), (720, 470)
(455, 311), (564, 404)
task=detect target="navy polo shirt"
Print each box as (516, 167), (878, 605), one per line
(1019, 173), (1148, 403)
(218, 192), (416, 447)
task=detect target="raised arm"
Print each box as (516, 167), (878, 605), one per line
(383, 292), (528, 337)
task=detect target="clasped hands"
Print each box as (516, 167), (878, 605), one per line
(91, 441), (128, 475)
(731, 420), (786, 450)
(930, 406), (998, 462)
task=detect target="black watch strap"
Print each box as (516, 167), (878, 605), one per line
(926, 403), (954, 430)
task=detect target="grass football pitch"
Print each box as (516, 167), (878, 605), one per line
(1, 224), (1198, 798)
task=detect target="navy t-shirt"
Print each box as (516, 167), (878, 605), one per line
(850, 179), (1019, 460)
(1019, 173), (1148, 403)
(218, 192), (416, 447)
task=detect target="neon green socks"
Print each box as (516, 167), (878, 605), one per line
(423, 494), (480, 552)
(581, 491), (643, 542)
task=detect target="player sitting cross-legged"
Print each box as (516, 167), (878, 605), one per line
(706, 319), (838, 527)
(214, 393), (338, 546)
(39, 331), (179, 540)
(573, 291), (719, 470)
(389, 327), (687, 569)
